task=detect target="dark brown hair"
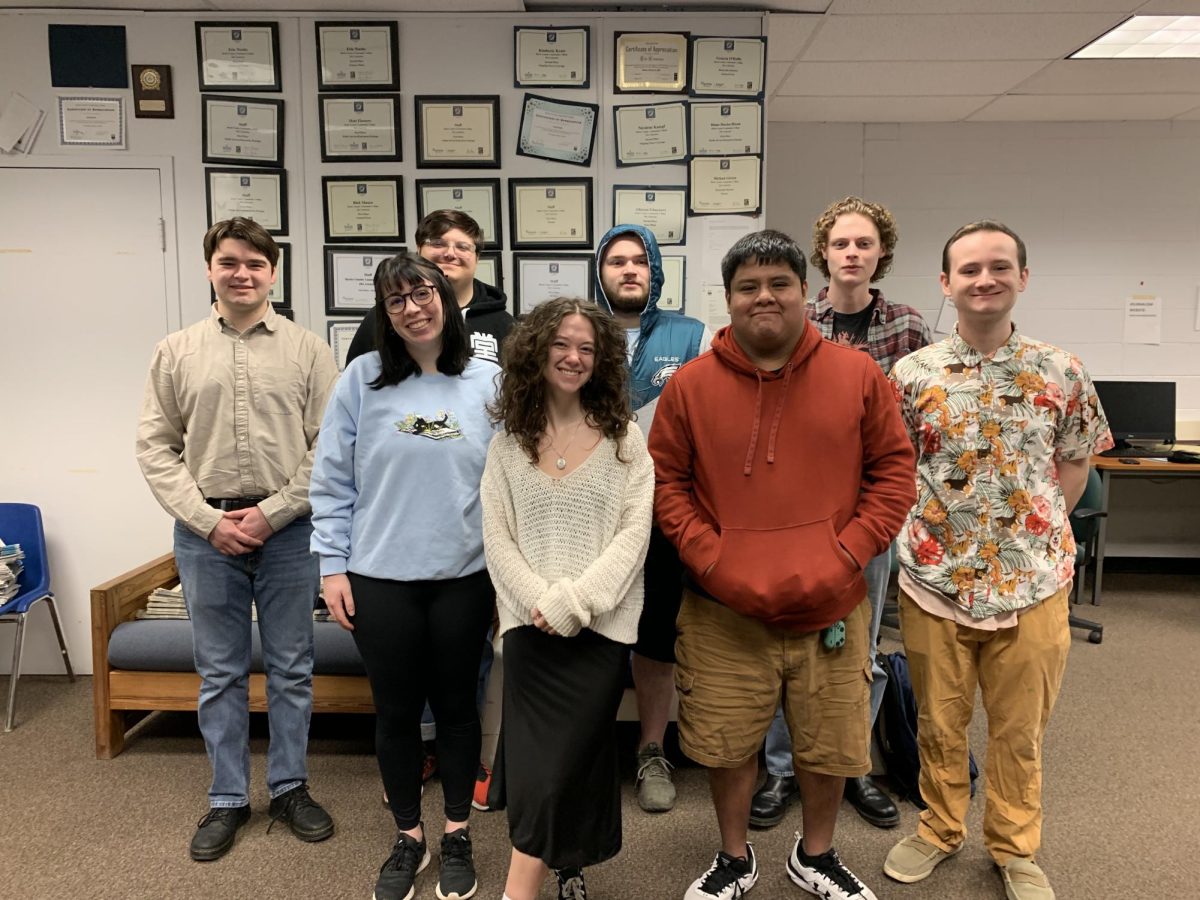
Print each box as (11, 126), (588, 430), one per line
(941, 220), (1027, 274)
(415, 209), (485, 251)
(492, 298), (632, 463)
(202, 217), (279, 267)
(810, 196), (897, 282)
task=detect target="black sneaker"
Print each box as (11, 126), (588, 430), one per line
(436, 828), (477, 900)
(267, 783), (334, 842)
(685, 844), (758, 899)
(189, 805), (250, 861)
(555, 866), (587, 900)
(374, 831), (430, 900)
(786, 834), (878, 900)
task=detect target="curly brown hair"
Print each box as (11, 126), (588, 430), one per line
(810, 196), (898, 283)
(492, 298), (633, 464)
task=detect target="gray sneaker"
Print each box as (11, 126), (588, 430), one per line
(636, 742), (676, 812)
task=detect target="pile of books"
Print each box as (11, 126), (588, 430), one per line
(0, 541), (25, 603)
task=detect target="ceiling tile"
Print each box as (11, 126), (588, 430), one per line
(1014, 58), (1200, 92)
(767, 61), (793, 95)
(828, 0), (1139, 12)
(775, 60), (1048, 96)
(967, 93), (1200, 120)
(769, 95), (992, 121)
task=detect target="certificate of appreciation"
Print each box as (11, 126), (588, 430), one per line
(509, 178), (593, 250)
(514, 26), (590, 88)
(315, 22), (400, 91)
(689, 156), (761, 215)
(614, 102), (687, 166)
(202, 95), (283, 166)
(57, 96), (125, 147)
(324, 246), (400, 314)
(615, 32), (689, 93)
(206, 168), (287, 234)
(613, 186), (687, 245)
(517, 94), (598, 167)
(322, 176), (404, 243)
(513, 253), (595, 313)
(319, 94), (400, 162)
(416, 96), (500, 168)
(195, 23), (281, 92)
(690, 37), (766, 97)
(689, 101), (762, 157)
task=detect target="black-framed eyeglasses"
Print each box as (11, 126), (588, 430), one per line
(423, 237), (477, 255)
(383, 284), (437, 313)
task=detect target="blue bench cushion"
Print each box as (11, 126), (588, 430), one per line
(107, 620), (366, 676)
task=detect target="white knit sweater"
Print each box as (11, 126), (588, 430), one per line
(480, 426), (655, 644)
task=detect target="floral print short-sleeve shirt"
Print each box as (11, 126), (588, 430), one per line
(889, 327), (1113, 619)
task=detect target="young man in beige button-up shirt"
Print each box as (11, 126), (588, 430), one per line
(136, 218), (339, 862)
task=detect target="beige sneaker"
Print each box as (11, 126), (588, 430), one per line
(1000, 858), (1055, 900)
(883, 833), (961, 883)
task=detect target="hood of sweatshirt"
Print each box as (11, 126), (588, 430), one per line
(465, 278), (508, 318)
(708, 320), (823, 476)
(593, 224), (664, 333)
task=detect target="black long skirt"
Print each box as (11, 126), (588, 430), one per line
(492, 625), (626, 870)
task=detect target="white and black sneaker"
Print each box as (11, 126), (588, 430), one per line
(786, 834), (877, 900)
(555, 866), (587, 900)
(684, 843), (758, 899)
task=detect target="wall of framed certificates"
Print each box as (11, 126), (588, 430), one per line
(4, 9), (767, 338)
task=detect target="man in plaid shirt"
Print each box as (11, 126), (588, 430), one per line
(751, 197), (931, 833)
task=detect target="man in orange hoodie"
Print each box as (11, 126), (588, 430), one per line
(649, 229), (916, 900)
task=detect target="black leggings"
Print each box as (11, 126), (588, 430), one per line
(349, 569), (494, 830)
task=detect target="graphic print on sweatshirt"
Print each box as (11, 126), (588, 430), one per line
(395, 409), (463, 441)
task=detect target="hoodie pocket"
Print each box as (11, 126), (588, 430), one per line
(704, 517), (861, 623)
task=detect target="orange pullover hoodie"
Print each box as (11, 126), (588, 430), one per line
(649, 320), (917, 631)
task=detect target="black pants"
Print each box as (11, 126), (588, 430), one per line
(349, 570), (494, 830)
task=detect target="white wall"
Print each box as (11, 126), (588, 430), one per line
(767, 120), (1200, 433)
(0, 8), (765, 674)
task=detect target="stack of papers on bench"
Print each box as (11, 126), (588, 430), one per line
(0, 541), (24, 602)
(135, 581), (331, 622)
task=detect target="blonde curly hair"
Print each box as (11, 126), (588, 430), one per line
(810, 197), (898, 283)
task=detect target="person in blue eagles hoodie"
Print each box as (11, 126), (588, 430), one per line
(593, 224), (711, 814)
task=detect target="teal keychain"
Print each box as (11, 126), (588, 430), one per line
(821, 619), (846, 650)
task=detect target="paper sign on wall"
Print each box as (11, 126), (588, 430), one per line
(1123, 295), (1161, 345)
(933, 297), (956, 335)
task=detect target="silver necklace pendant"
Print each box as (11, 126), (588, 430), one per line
(555, 456), (567, 470)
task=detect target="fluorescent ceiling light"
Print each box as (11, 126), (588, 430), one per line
(1071, 16), (1200, 58)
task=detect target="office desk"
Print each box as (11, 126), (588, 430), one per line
(1089, 455), (1200, 603)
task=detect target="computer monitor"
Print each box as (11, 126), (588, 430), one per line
(1093, 380), (1176, 447)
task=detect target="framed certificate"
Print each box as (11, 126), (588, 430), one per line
(689, 100), (762, 157)
(415, 178), (502, 248)
(205, 167), (287, 234)
(327, 321), (359, 371)
(514, 26), (590, 89)
(415, 96), (500, 168)
(209, 241), (290, 307)
(659, 255), (685, 312)
(275, 308), (295, 321)
(513, 253), (595, 314)
(315, 21), (400, 91)
(57, 96), (125, 147)
(195, 22), (281, 92)
(318, 94), (401, 162)
(201, 95), (283, 167)
(614, 102), (687, 167)
(688, 156), (761, 216)
(613, 185), (687, 245)
(509, 178), (593, 250)
(476, 252), (503, 292)
(516, 94), (598, 167)
(689, 36), (766, 97)
(324, 245), (402, 315)
(322, 175), (404, 244)
(614, 32), (689, 93)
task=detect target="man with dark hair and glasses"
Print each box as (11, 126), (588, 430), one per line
(347, 209), (514, 366)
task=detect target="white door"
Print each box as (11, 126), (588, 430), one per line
(0, 165), (175, 674)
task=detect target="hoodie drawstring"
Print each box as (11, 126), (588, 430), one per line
(743, 362), (793, 475)
(743, 371), (764, 475)
(766, 362), (793, 466)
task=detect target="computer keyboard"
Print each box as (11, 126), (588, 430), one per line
(1100, 445), (1175, 459)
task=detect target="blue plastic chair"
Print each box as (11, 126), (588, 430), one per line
(0, 503), (75, 731)
(1068, 468), (1106, 644)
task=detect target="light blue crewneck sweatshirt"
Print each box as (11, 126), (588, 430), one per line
(310, 352), (500, 580)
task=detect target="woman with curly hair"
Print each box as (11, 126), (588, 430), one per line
(481, 298), (655, 900)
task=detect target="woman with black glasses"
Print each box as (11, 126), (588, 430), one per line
(310, 252), (499, 900)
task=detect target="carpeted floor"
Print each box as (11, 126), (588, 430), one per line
(2, 570), (1197, 900)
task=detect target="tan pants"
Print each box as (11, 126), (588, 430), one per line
(897, 586), (1071, 865)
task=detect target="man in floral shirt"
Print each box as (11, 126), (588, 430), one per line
(885, 221), (1112, 900)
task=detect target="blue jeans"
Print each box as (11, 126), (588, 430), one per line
(765, 547), (891, 778)
(174, 517), (318, 808)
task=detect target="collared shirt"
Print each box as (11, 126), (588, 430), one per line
(889, 327), (1113, 619)
(806, 287), (932, 376)
(136, 306), (339, 539)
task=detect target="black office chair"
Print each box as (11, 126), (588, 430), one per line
(1068, 468), (1106, 644)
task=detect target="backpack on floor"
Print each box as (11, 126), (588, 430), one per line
(874, 649), (978, 809)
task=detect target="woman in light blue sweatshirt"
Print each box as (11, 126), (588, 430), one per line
(310, 253), (498, 900)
